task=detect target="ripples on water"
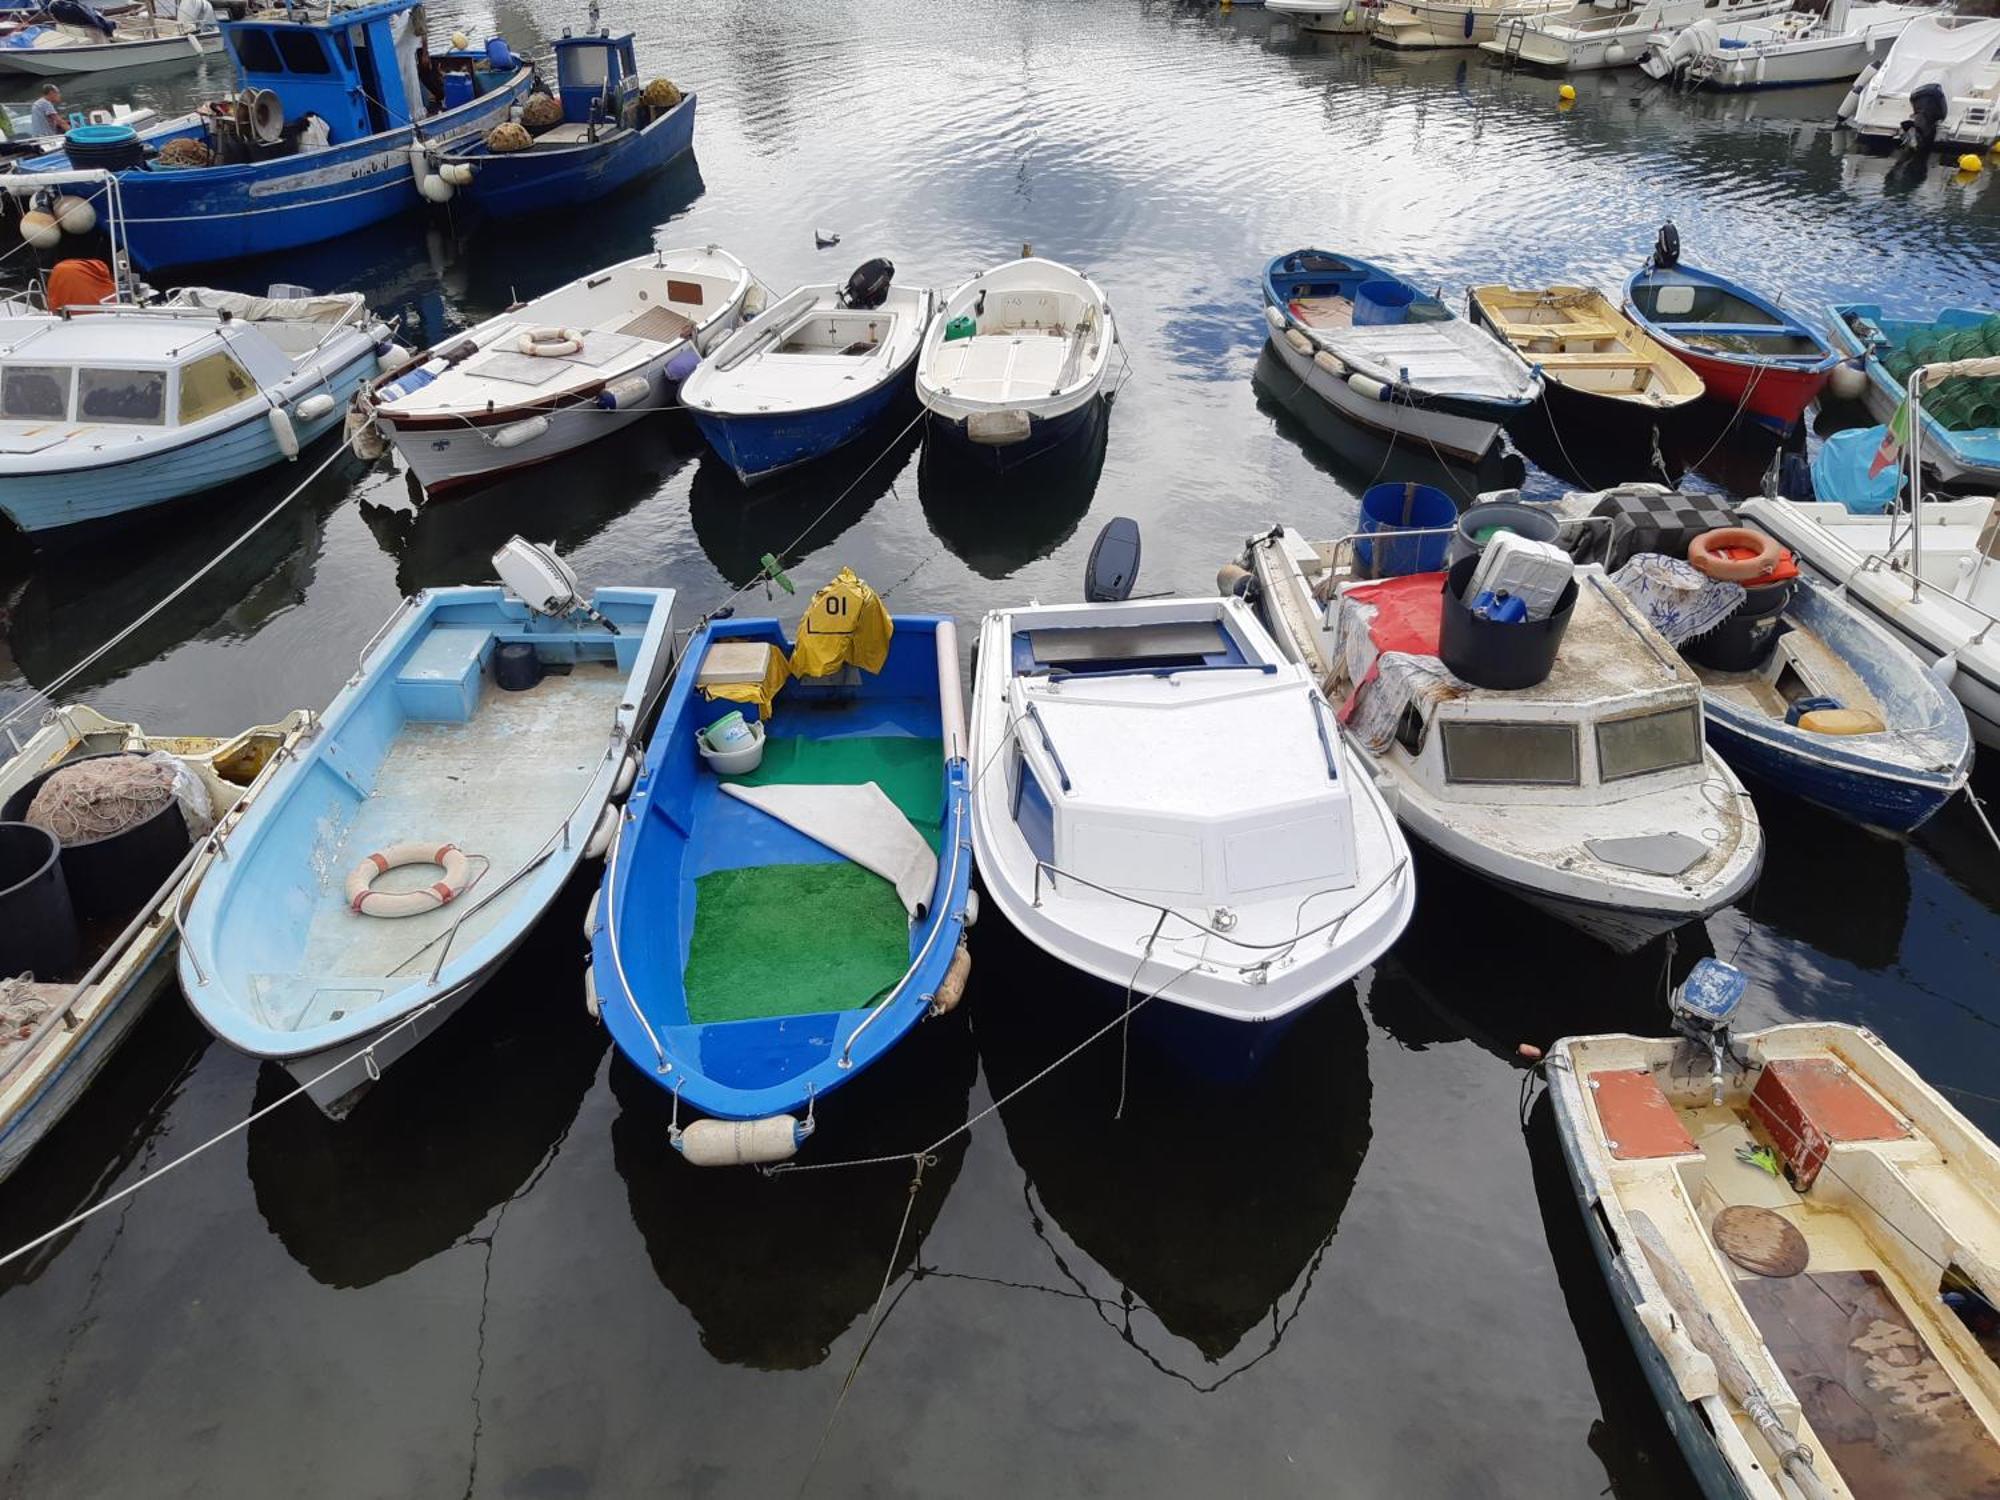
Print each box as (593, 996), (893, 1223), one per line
(1, 3), (1997, 1495)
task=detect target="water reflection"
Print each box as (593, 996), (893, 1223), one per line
(246, 885), (606, 1288)
(609, 1008), (977, 1370)
(916, 415), (1109, 578)
(1740, 792), (1911, 973)
(976, 919), (1371, 1371)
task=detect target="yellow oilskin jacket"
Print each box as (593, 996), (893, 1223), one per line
(790, 567), (894, 678)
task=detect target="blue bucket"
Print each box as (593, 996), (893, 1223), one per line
(1356, 482), (1456, 578)
(1354, 280), (1415, 327)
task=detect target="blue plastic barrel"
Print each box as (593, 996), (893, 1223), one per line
(1355, 481), (1456, 578)
(1354, 280), (1415, 327)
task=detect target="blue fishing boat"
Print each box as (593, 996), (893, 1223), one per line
(589, 570), (974, 1166)
(435, 26), (695, 218)
(177, 542), (673, 1117)
(1827, 302), (2000, 490)
(680, 265), (933, 484)
(27, 0), (531, 271)
(1624, 226), (1840, 434)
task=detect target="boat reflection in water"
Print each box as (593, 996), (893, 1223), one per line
(609, 1008), (977, 1370)
(916, 414), (1109, 578)
(974, 916), (1370, 1372)
(245, 886), (607, 1289)
(1252, 343), (1523, 501)
(686, 407), (923, 585)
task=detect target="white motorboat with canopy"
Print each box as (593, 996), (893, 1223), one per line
(1842, 13), (2000, 151)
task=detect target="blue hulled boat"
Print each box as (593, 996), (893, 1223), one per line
(589, 572), (974, 1166)
(436, 27), (695, 218)
(1827, 302), (2000, 491)
(31, 0), (531, 271)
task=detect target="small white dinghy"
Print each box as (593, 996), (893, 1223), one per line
(366, 245), (757, 497)
(915, 254), (1116, 470)
(0, 11), (220, 78)
(968, 523), (1415, 1077)
(1550, 959), (2000, 1500)
(1240, 523), (1764, 952)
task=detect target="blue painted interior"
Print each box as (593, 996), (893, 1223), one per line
(1829, 302), (2000, 478)
(592, 615), (972, 1119)
(1625, 263), (1836, 367)
(1262, 249), (1452, 323)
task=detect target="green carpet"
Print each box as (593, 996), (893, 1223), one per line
(684, 863), (910, 1024)
(726, 734), (944, 847)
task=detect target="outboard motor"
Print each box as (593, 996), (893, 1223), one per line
(1084, 517), (1141, 603)
(1670, 957), (1748, 1106)
(1900, 82), (1948, 154)
(1651, 222), (1681, 271)
(838, 257), (894, 311)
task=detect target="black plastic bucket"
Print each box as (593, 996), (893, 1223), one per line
(1684, 579), (1793, 673)
(494, 641), (543, 691)
(2, 752), (190, 924)
(1438, 555), (1577, 690)
(0, 821), (79, 980)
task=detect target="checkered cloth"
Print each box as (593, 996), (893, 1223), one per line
(1569, 484), (1737, 571)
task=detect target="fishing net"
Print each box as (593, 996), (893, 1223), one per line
(25, 755), (176, 845)
(642, 78), (683, 110)
(485, 121), (532, 153)
(521, 94), (564, 134)
(157, 137), (213, 169)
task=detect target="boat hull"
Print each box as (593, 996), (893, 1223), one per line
(1375, 0), (1568, 48)
(1701, 711), (1960, 832)
(280, 976), (483, 1117)
(0, 30), (221, 76)
(922, 392), (1103, 473)
(99, 72), (531, 271)
(0, 345), (378, 536)
(693, 367), (914, 484)
(1672, 344), (1829, 434)
(448, 93), (696, 218)
(1267, 330), (1506, 461)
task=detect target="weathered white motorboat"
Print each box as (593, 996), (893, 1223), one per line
(1483, 0), (1794, 73)
(1639, 0), (1928, 89)
(366, 245), (757, 497)
(1240, 524), (1762, 951)
(1550, 961), (2000, 1500)
(914, 254), (1116, 470)
(0, 12), (219, 77)
(968, 574), (1415, 1076)
(1373, 0), (1572, 50)
(1842, 13), (2000, 152)
(0, 285), (390, 538)
(0, 702), (308, 1185)
(1267, 0), (1379, 34)
(175, 542), (673, 1117)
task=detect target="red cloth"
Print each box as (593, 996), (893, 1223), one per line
(47, 259), (115, 312)
(1335, 571), (1447, 724)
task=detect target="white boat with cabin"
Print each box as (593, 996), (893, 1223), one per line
(1639, 0), (1929, 89)
(1241, 525), (1763, 951)
(968, 589), (1415, 1065)
(366, 245), (757, 497)
(1484, 0), (1795, 73)
(1373, 0), (1572, 50)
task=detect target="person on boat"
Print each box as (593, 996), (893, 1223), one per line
(28, 86), (63, 139)
(45, 256), (116, 313)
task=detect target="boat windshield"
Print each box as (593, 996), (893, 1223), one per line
(1596, 705), (1702, 781)
(1, 364), (69, 420)
(1440, 720), (1580, 785)
(77, 368), (166, 425)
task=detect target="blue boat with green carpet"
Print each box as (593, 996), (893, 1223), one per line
(588, 566), (974, 1167)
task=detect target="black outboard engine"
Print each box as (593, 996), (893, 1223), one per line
(1084, 517), (1141, 603)
(838, 258), (894, 310)
(48, 0), (115, 33)
(1651, 222), (1681, 270)
(1900, 83), (1948, 154)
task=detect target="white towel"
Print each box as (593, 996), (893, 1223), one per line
(720, 781), (937, 917)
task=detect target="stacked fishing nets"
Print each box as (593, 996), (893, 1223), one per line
(25, 755), (175, 845)
(1879, 313), (2000, 434)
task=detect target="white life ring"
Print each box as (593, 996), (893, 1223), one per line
(345, 840), (472, 919)
(517, 326), (583, 358)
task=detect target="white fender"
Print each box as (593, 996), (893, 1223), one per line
(1839, 62), (1876, 121)
(1347, 371), (1392, 402)
(1604, 42), (1626, 64)
(675, 1115), (805, 1167)
(268, 405), (299, 459)
(1313, 350), (1344, 378)
(1283, 328), (1313, 356)
(583, 895), (600, 942)
(597, 374), (653, 410)
(611, 750), (640, 801)
(963, 887), (980, 928)
(583, 803), (619, 860)
(293, 392), (337, 422)
(409, 143), (453, 203)
(439, 162), (476, 187)
(583, 962), (601, 1021)
(490, 414), (551, 450)
(1264, 304), (1287, 334)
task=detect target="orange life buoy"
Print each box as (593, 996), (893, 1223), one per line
(345, 841), (472, 919)
(517, 326), (583, 358)
(1687, 527), (1785, 583)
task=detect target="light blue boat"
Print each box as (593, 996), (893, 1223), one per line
(436, 29), (697, 219)
(0, 287), (388, 539)
(24, 0), (531, 271)
(177, 549), (673, 1117)
(589, 592), (974, 1165)
(1827, 302), (2000, 490)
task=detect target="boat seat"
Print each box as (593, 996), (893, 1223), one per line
(1589, 1069), (1700, 1160)
(1534, 353), (1654, 368)
(1653, 320), (1787, 337)
(618, 304), (697, 344)
(395, 627), (490, 724)
(1500, 319), (1623, 342)
(1750, 1057), (1909, 1191)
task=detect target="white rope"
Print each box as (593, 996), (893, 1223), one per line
(0, 433), (358, 736)
(1965, 782), (2000, 863)
(0, 993), (447, 1272)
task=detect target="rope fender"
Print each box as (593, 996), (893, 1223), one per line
(346, 840), (471, 917)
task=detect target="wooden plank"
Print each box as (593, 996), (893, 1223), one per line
(1737, 1269), (2000, 1500)
(1589, 1069), (1698, 1159)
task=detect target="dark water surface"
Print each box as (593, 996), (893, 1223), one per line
(4, 3), (2000, 1495)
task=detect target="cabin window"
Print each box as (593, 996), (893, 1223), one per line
(233, 28), (283, 73)
(1596, 706), (1702, 782)
(77, 368), (165, 425)
(177, 352), (257, 424)
(1440, 721), (1579, 786)
(1, 365), (68, 419)
(275, 31), (332, 74)
(559, 46), (611, 92)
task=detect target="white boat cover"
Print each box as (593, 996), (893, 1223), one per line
(721, 781), (937, 916)
(165, 288), (369, 325)
(1871, 15), (2000, 97)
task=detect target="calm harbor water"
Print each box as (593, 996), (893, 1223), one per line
(4, 3), (2000, 1495)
